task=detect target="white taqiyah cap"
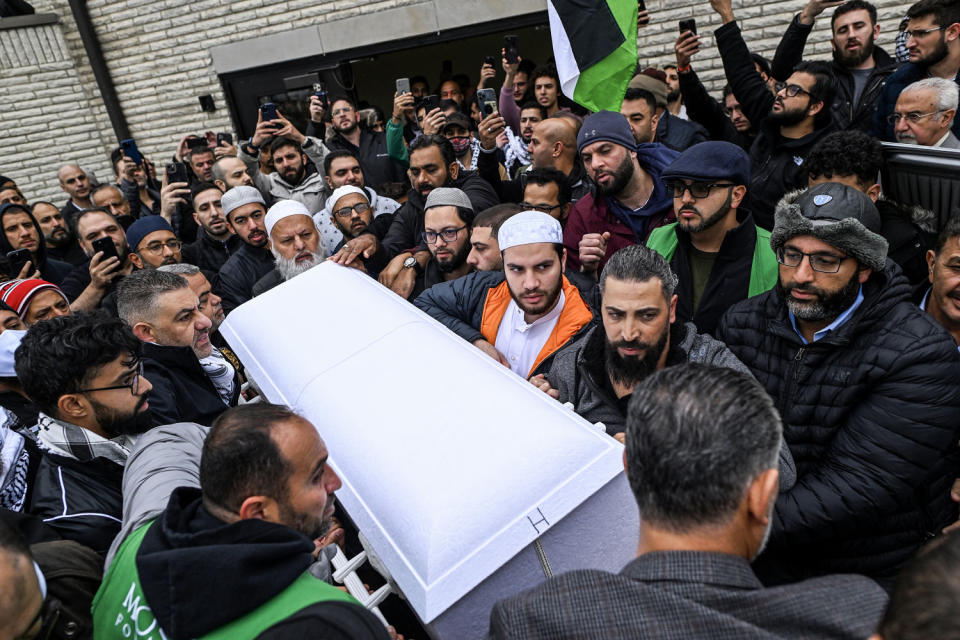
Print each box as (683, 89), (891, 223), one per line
(329, 185), (368, 212)
(0, 329), (25, 378)
(265, 199), (313, 236)
(221, 185), (265, 217)
(497, 210), (563, 252)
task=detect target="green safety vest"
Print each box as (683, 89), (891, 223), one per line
(646, 222), (778, 298)
(92, 521), (359, 639)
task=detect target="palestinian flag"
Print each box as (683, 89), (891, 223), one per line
(548, 0), (638, 113)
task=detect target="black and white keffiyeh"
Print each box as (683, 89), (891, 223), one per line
(0, 408), (28, 511)
(36, 412), (134, 465)
(199, 346), (236, 406)
(504, 127), (531, 176)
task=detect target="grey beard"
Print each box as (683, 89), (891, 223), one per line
(271, 249), (324, 281)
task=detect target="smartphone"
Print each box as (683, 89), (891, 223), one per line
(120, 139), (143, 165)
(216, 132), (233, 146)
(638, 0), (649, 25)
(165, 162), (189, 185)
(504, 35), (519, 64)
(679, 18), (697, 35)
(185, 137), (208, 151)
(92, 237), (119, 262)
(425, 94), (441, 112)
(6, 249), (31, 278)
(312, 82), (328, 109)
(396, 78), (411, 96)
(260, 102), (279, 123)
(476, 88), (498, 117)
(484, 55), (496, 67)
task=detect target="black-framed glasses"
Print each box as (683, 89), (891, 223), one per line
(776, 247), (849, 273)
(887, 110), (944, 124)
(333, 202), (371, 218)
(664, 180), (736, 199)
(902, 25), (945, 39)
(421, 225), (467, 244)
(140, 239), (182, 254)
(77, 361), (143, 395)
(774, 82), (811, 98)
(520, 202), (562, 214)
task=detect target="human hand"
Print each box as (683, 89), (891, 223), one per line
(637, 9), (649, 28)
(478, 113), (506, 150)
(309, 95), (327, 123)
(160, 179), (190, 222)
(675, 30), (701, 68)
(943, 478), (960, 534)
(578, 231), (610, 273)
(378, 252), (410, 288)
(329, 234), (378, 267)
(421, 108), (446, 136)
(120, 155), (139, 182)
(15, 260), (38, 280)
(272, 111), (306, 145)
(502, 49), (520, 79)
(708, 0), (736, 23)
(392, 92), (415, 124)
(88, 251), (122, 289)
(213, 141), (237, 159)
(389, 264), (417, 299)
(251, 107), (281, 148)
(478, 62), (496, 89)
(799, 0), (845, 25)
(529, 374), (560, 399)
(613, 432), (626, 444)
(473, 338), (509, 367)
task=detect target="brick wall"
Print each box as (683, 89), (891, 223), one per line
(5, 0), (910, 205)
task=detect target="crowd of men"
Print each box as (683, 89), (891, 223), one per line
(2, 0), (960, 637)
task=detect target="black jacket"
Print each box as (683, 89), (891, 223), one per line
(477, 148), (592, 205)
(214, 242), (275, 314)
(181, 228), (242, 274)
(46, 238), (89, 267)
(678, 67), (756, 151)
(142, 342), (238, 427)
(253, 268), (284, 297)
(27, 451), (123, 555)
(381, 171), (499, 258)
(324, 128), (407, 192)
(0, 203), (74, 285)
(663, 211), (768, 336)
(747, 118), (835, 230)
(771, 15), (898, 132)
(714, 22), (836, 229)
(716, 261), (960, 587)
(655, 112), (708, 152)
(133, 487), (388, 639)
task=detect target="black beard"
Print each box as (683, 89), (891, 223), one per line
(595, 154), (635, 196)
(92, 393), (152, 437)
(45, 228), (74, 248)
(667, 89), (681, 102)
(436, 239), (471, 273)
(832, 38), (875, 68)
(916, 35), (949, 67)
(604, 326), (669, 388)
(283, 165), (306, 186)
(779, 271), (861, 322)
(768, 101), (810, 126)
(677, 190), (733, 234)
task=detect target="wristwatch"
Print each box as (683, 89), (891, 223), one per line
(403, 256), (424, 276)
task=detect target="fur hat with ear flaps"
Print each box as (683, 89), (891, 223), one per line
(769, 183), (889, 273)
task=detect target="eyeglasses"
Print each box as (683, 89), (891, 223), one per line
(520, 202), (562, 214)
(776, 247), (849, 273)
(887, 110), (945, 124)
(902, 26), (945, 39)
(78, 361), (144, 395)
(774, 82), (811, 98)
(333, 202), (371, 218)
(141, 239), (182, 254)
(664, 181), (736, 199)
(422, 225), (467, 244)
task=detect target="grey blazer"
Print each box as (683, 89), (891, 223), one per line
(940, 131), (960, 149)
(489, 550), (887, 639)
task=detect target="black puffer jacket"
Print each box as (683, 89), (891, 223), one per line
(717, 261), (960, 588)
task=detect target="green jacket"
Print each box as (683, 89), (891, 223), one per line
(92, 521), (358, 639)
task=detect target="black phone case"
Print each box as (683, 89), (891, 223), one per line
(92, 237), (119, 261)
(6, 250), (31, 276)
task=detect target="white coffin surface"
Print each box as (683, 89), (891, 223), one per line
(220, 263), (638, 631)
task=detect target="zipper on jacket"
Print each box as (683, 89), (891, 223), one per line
(793, 346), (806, 380)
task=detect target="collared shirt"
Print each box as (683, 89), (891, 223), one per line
(934, 131), (953, 148)
(35, 412), (135, 466)
(788, 286), (864, 344)
(495, 290), (566, 377)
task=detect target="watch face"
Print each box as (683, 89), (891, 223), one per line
(404, 257), (416, 268)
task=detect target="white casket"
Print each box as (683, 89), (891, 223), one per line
(219, 263), (639, 639)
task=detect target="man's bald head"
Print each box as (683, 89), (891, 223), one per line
(57, 164), (91, 201)
(538, 118), (577, 150)
(0, 523), (43, 639)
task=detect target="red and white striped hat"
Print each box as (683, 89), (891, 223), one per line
(0, 279), (68, 317)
